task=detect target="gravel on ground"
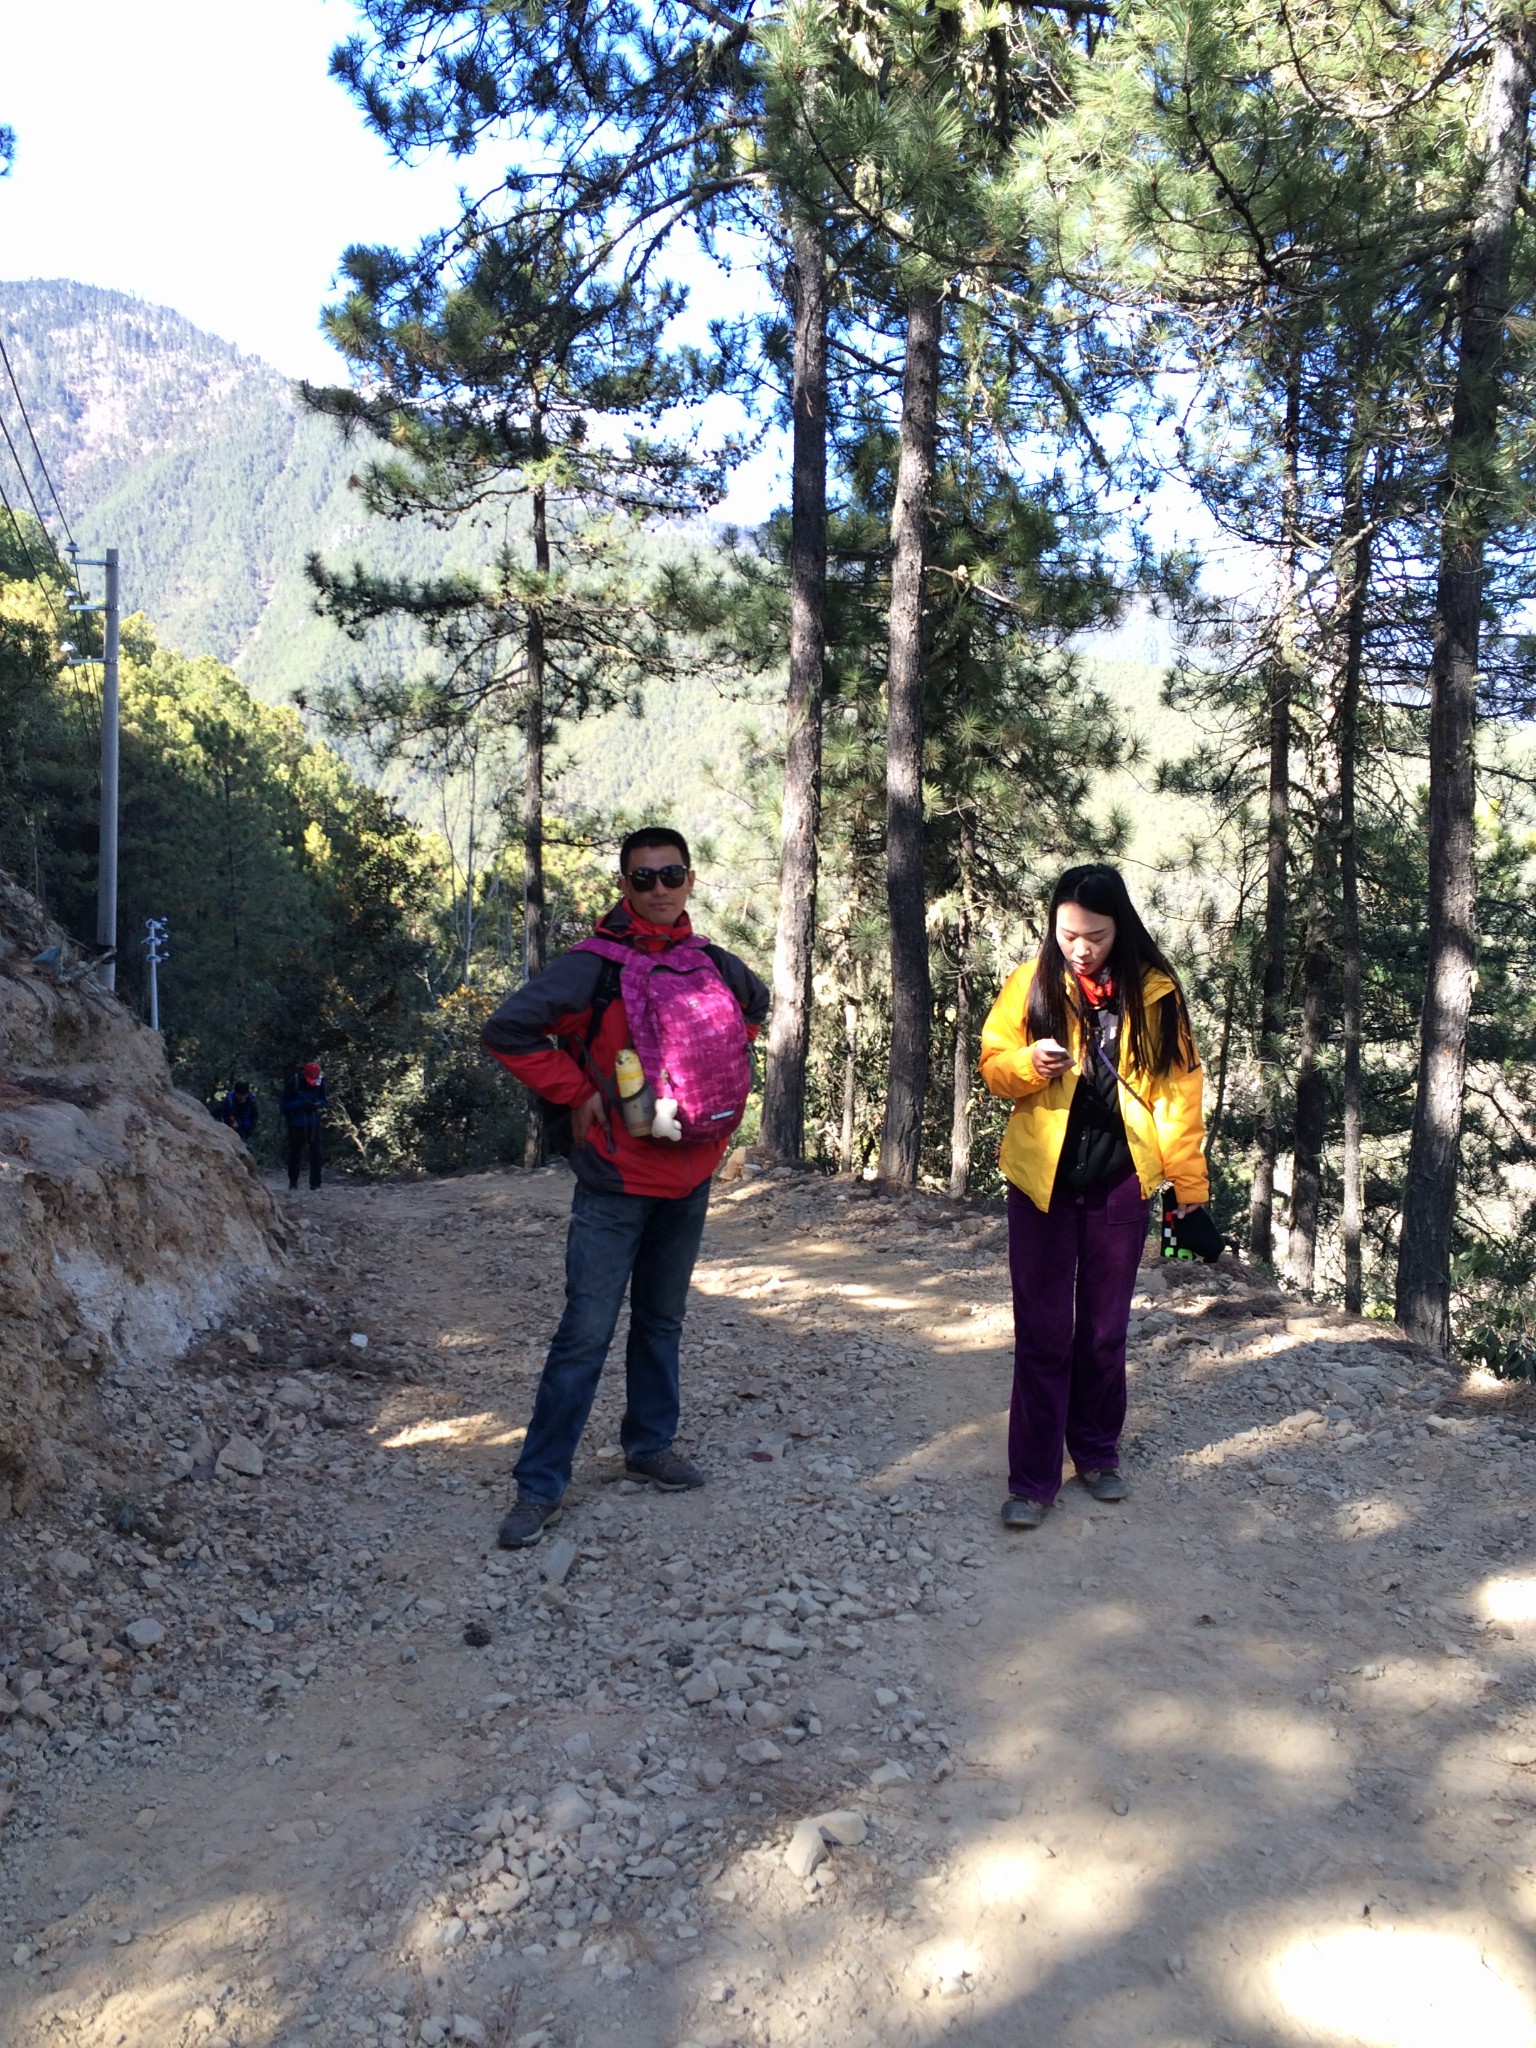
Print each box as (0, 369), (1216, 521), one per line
(1, 1161), (1534, 2048)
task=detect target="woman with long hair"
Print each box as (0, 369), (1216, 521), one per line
(979, 864), (1210, 1530)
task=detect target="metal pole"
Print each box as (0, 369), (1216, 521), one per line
(96, 546), (120, 990)
(142, 918), (168, 1031)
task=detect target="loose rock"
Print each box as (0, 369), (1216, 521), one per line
(541, 1784), (596, 1832)
(215, 1432), (265, 1478)
(812, 1809), (868, 1846)
(784, 1818), (829, 1879)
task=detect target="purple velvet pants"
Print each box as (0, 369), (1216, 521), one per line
(1006, 1172), (1149, 1504)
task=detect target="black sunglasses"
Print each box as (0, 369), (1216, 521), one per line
(624, 864), (688, 891)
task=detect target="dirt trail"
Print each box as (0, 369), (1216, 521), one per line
(2, 1163), (1535, 2048)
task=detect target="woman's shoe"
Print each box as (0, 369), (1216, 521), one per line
(1078, 1468), (1126, 1502)
(1001, 1495), (1050, 1531)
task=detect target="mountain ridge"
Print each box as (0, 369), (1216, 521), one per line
(0, 279), (780, 849)
(0, 277), (436, 701)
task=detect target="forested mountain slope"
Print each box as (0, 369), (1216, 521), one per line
(0, 279), (1188, 863)
(0, 279), (447, 702)
(0, 281), (792, 831)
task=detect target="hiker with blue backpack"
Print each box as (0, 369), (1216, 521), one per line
(482, 827), (769, 1549)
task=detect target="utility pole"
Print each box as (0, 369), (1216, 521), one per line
(143, 917), (168, 1031)
(97, 548), (120, 991)
(67, 544), (121, 991)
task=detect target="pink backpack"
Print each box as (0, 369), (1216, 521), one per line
(575, 934), (752, 1144)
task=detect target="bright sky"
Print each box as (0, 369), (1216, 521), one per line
(0, 0), (1218, 565)
(1, 0), (786, 519)
(2, 0), (475, 382)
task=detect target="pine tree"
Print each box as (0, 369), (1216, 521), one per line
(1397, 14), (1536, 1350)
(330, 0), (854, 1167)
(1054, 0), (1536, 1338)
(752, 9), (841, 1161)
(303, 219), (734, 1155)
(787, 0), (1115, 1183)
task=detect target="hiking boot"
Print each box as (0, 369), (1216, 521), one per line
(496, 1494), (562, 1549)
(1001, 1495), (1050, 1531)
(1079, 1467), (1127, 1503)
(624, 1448), (705, 1492)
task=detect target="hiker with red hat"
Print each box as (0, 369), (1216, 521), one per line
(279, 1059), (329, 1191)
(482, 827), (769, 1550)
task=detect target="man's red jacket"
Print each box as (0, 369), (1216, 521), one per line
(481, 902), (770, 1197)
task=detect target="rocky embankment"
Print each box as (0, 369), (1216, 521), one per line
(0, 874), (283, 1515)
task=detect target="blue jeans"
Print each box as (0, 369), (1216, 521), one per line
(513, 1176), (712, 1504)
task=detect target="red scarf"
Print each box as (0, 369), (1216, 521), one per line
(1072, 967), (1116, 1010)
(601, 903), (695, 955)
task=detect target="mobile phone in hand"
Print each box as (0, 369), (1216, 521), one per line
(1032, 1037), (1073, 1076)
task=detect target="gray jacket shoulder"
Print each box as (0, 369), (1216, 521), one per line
(703, 945), (770, 1028)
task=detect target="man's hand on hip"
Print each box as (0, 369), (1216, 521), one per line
(571, 1092), (606, 1149)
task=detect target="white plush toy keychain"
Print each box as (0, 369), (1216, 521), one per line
(651, 1095), (682, 1142)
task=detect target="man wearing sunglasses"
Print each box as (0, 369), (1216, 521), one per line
(482, 827), (769, 1548)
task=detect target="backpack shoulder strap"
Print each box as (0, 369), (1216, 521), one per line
(583, 957), (624, 1050)
(545, 956), (625, 1159)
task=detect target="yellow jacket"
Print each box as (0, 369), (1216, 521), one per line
(978, 961), (1208, 1213)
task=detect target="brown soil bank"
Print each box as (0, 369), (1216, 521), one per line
(0, 874), (283, 1514)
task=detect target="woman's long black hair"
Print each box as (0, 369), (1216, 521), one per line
(1025, 864), (1197, 1077)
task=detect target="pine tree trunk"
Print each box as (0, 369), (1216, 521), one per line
(878, 282), (941, 1186)
(458, 742), (480, 986)
(522, 473), (550, 1172)
(1285, 744), (1340, 1293)
(1249, 355), (1300, 1263)
(1397, 24), (1535, 1352)
(948, 808), (977, 1200)
(840, 996), (859, 1175)
(521, 673), (545, 982)
(1249, 659), (1292, 1259)
(760, 216), (829, 1162)
(1206, 952), (1241, 1171)
(1339, 449), (1372, 1316)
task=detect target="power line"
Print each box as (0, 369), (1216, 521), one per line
(0, 336), (115, 982)
(0, 470), (99, 745)
(0, 402), (62, 569)
(0, 331), (100, 663)
(0, 329), (90, 629)
(0, 394), (99, 711)
(0, 332), (77, 552)
(0, 468), (65, 632)
(0, 331), (106, 765)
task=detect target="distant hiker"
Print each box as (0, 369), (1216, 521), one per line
(979, 864), (1210, 1531)
(279, 1059), (328, 1191)
(216, 1080), (258, 1146)
(482, 826), (769, 1549)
